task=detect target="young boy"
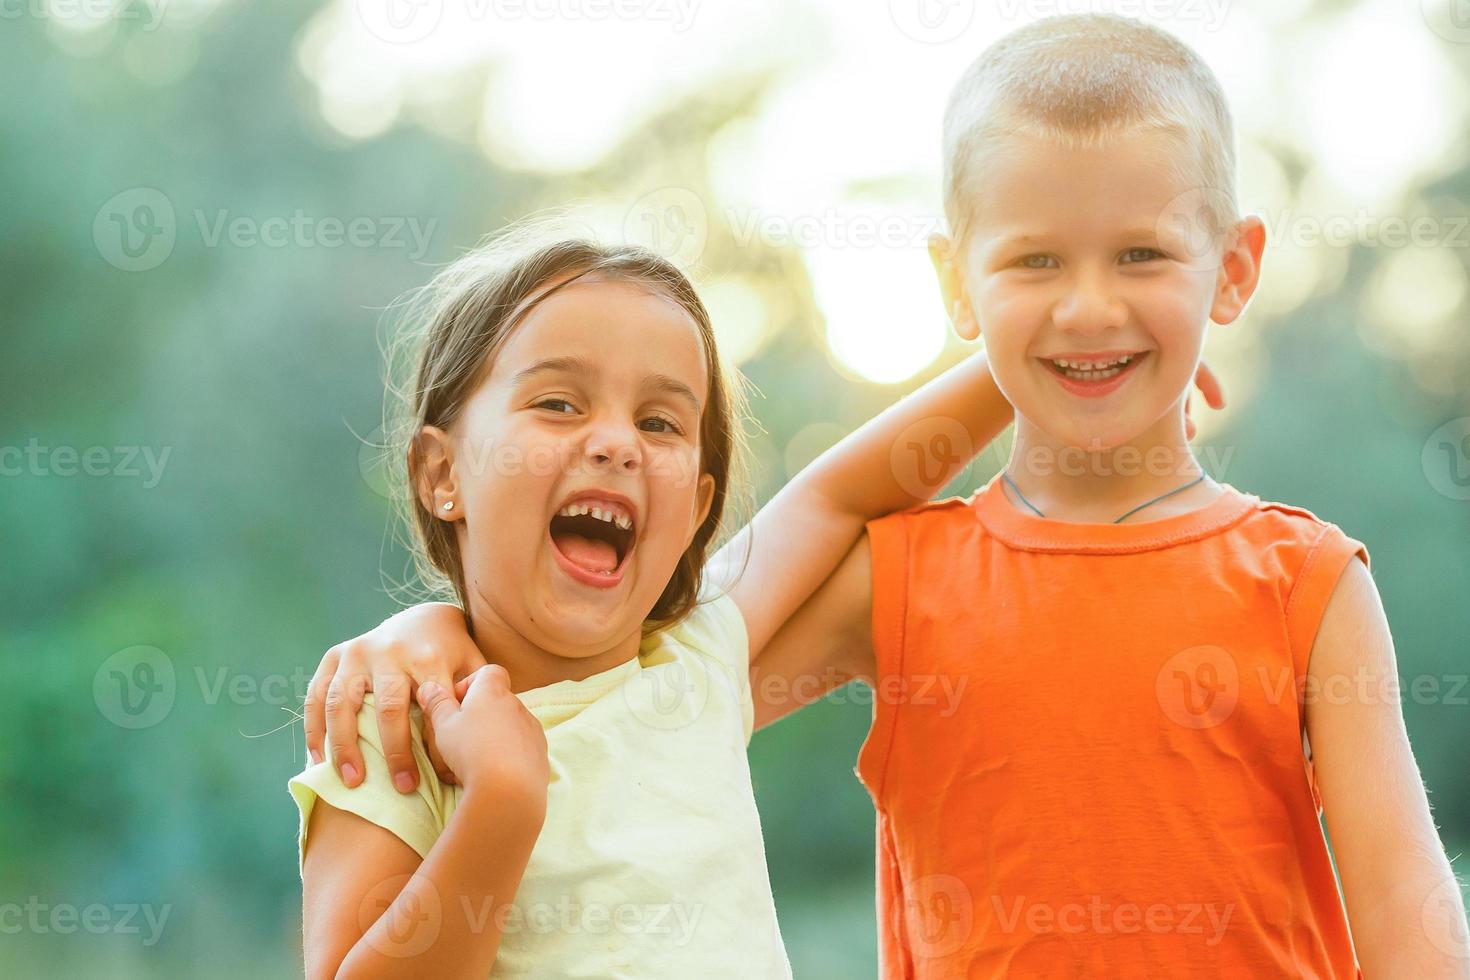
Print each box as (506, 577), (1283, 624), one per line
(305, 14), (1468, 976)
(766, 14), (1464, 975)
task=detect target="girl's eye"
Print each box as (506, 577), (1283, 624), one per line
(1016, 254), (1058, 270)
(638, 415), (683, 435)
(536, 398), (577, 414)
(1121, 247), (1164, 264)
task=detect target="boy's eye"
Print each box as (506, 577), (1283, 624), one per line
(1121, 247), (1164, 264)
(1016, 254), (1058, 270)
(536, 398), (577, 414)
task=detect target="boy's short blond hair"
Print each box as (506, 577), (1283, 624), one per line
(942, 14), (1238, 248)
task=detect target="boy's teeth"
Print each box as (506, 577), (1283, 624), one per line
(1052, 355), (1132, 370)
(1050, 354), (1135, 379)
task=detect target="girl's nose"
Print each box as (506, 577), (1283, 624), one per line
(584, 424), (641, 472)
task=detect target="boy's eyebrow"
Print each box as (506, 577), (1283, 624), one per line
(988, 227), (1166, 252)
(988, 232), (1049, 251)
(511, 355), (702, 412)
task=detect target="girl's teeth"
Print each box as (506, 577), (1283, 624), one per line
(556, 502), (633, 530)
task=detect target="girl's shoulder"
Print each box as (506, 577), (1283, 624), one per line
(287, 694), (455, 870)
(638, 586), (755, 741)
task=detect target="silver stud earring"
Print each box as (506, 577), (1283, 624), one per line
(442, 500), (454, 512)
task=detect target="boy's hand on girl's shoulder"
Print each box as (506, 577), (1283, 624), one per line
(1185, 360), (1227, 441)
(417, 667), (549, 815)
(303, 602), (488, 794)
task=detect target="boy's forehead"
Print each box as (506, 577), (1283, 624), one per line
(966, 130), (1201, 236)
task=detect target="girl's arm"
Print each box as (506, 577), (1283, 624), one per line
(1305, 560), (1469, 977)
(303, 791), (541, 979)
(302, 668), (548, 978)
(708, 351), (1010, 661)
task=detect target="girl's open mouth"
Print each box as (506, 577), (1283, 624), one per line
(1041, 351), (1149, 399)
(549, 501), (636, 589)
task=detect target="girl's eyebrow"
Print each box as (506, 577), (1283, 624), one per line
(511, 355), (702, 412)
(648, 375), (703, 414)
(511, 355), (589, 387)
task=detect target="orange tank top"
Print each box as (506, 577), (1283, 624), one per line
(858, 478), (1367, 978)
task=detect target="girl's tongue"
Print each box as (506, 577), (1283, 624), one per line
(552, 529), (619, 573)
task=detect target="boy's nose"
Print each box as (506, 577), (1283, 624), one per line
(1053, 276), (1126, 335)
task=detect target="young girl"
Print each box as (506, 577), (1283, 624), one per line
(290, 230), (1023, 977)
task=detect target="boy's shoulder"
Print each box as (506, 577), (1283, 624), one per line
(1224, 488), (1370, 579)
(866, 493), (977, 533)
(1235, 490), (1360, 542)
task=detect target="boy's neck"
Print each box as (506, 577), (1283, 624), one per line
(462, 594), (645, 694)
(1005, 407), (1219, 524)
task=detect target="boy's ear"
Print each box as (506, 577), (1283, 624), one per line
(928, 232), (980, 341)
(413, 425), (463, 522)
(1210, 215), (1267, 325)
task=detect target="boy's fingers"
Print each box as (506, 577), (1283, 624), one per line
(372, 672), (419, 794)
(325, 660), (370, 788)
(1194, 361), (1226, 411)
(303, 646), (340, 767)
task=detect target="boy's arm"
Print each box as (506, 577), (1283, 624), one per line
(709, 351), (1009, 662)
(747, 534), (875, 731)
(302, 788), (543, 979)
(1306, 559), (1469, 977)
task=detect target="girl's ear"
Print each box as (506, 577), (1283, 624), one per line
(690, 472), (716, 543)
(928, 232), (980, 341)
(1210, 215), (1267, 325)
(413, 425), (463, 522)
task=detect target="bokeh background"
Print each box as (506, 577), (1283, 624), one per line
(4, 0), (1469, 975)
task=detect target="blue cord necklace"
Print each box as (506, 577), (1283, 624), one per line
(1001, 470), (1208, 524)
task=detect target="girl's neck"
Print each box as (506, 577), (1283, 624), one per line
(462, 593), (644, 694)
(1005, 407), (1220, 525)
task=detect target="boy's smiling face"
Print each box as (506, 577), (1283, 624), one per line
(938, 129), (1264, 451)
